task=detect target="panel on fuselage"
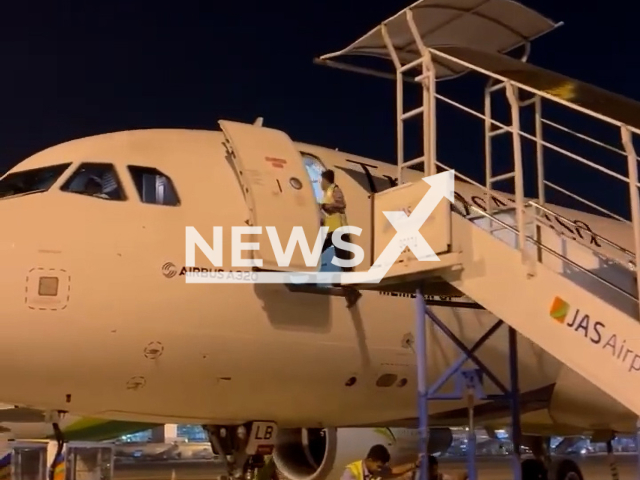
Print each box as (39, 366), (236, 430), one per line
(219, 120), (320, 272)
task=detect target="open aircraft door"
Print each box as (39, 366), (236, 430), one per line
(219, 120), (320, 272)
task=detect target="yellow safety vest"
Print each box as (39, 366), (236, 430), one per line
(321, 184), (347, 233)
(346, 461), (365, 480)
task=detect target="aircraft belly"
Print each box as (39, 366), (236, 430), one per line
(0, 281), (623, 429)
(549, 365), (638, 432)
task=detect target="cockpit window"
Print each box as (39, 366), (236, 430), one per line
(0, 163), (71, 199)
(128, 166), (180, 206)
(60, 163), (126, 201)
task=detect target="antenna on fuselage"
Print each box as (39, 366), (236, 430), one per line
(253, 117), (264, 127)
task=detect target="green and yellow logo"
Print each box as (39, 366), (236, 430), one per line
(549, 296), (570, 324)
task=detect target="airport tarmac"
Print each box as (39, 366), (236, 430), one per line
(113, 455), (640, 480)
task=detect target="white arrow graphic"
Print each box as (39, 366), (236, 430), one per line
(342, 170), (455, 284)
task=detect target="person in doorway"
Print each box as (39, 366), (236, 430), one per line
(319, 169), (362, 308)
(319, 169), (350, 264)
(341, 444), (420, 480)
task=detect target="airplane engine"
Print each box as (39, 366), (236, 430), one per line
(273, 428), (453, 480)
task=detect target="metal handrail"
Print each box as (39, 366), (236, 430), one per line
(373, 7), (640, 312)
(436, 161), (636, 270)
(461, 205), (638, 302)
(527, 201), (635, 261)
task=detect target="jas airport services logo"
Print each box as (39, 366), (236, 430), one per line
(162, 262), (177, 278)
(548, 294), (640, 374)
(549, 296), (570, 323)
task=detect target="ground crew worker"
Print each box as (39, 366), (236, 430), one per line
(426, 455), (458, 480)
(341, 444), (420, 480)
(319, 169), (362, 308)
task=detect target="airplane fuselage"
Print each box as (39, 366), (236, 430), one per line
(0, 129), (634, 433)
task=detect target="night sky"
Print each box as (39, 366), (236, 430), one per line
(1, 0), (638, 214)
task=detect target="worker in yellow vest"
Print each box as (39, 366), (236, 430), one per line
(319, 169), (362, 308)
(341, 445), (420, 480)
(319, 169), (349, 260)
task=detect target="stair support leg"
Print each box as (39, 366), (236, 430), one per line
(509, 327), (522, 480)
(636, 418), (640, 480)
(413, 293), (524, 480)
(415, 289), (429, 480)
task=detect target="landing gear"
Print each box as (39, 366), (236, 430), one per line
(47, 413), (66, 480)
(203, 425), (247, 479)
(233, 454), (278, 480)
(203, 422), (278, 480)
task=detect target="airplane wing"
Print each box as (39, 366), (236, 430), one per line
(0, 406), (46, 423)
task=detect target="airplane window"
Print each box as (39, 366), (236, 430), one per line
(60, 163), (126, 201)
(128, 166), (180, 206)
(0, 163), (71, 200)
(301, 152), (326, 203)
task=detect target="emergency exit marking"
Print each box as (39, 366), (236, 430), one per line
(38, 276), (59, 296)
(265, 157), (287, 169)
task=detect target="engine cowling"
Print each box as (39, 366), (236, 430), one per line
(273, 428), (453, 480)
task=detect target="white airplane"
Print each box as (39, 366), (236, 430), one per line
(0, 413), (434, 480)
(0, 123), (633, 480)
(1, 1), (639, 477)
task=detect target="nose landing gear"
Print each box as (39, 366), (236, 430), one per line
(47, 412), (66, 480)
(203, 422), (278, 480)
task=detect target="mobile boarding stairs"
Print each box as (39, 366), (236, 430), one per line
(215, 0), (640, 423)
(312, 0), (640, 419)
